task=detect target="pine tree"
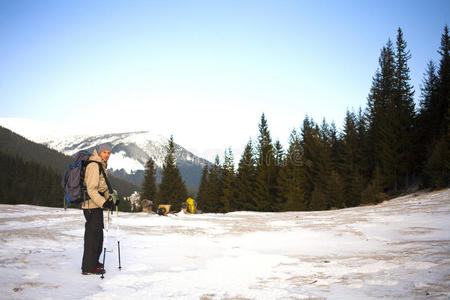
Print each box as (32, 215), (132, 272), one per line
(274, 140), (284, 167)
(300, 116), (318, 209)
(254, 113), (277, 211)
(416, 61), (440, 175)
(141, 157), (157, 210)
(357, 107), (370, 182)
(318, 119), (341, 209)
(277, 130), (306, 211)
(393, 28), (416, 189)
(328, 121), (342, 173)
(300, 116), (334, 209)
(272, 140), (285, 211)
(220, 148), (236, 212)
(424, 25), (450, 188)
(235, 140), (257, 211)
(203, 156), (222, 213)
(366, 39), (397, 192)
(437, 25), (450, 138)
(157, 136), (187, 212)
(367, 29), (417, 192)
(341, 110), (362, 206)
(419, 61), (440, 129)
(197, 165), (209, 211)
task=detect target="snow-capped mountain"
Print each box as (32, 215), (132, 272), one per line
(38, 131), (210, 190)
(0, 118), (210, 190)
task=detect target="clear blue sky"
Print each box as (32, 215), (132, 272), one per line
(0, 0), (449, 162)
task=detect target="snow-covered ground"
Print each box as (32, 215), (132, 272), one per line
(1, 189), (449, 300)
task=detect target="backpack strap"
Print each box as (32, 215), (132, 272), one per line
(85, 160), (114, 194)
(98, 163), (114, 194)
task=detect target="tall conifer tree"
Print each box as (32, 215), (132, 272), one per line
(235, 140), (257, 211)
(356, 107), (370, 182)
(254, 113), (277, 211)
(341, 110), (363, 207)
(393, 28), (416, 189)
(437, 25), (450, 137)
(157, 136), (187, 212)
(141, 157), (157, 209)
(424, 25), (450, 187)
(202, 156), (222, 212)
(300, 116), (317, 208)
(277, 130), (306, 211)
(197, 165), (209, 211)
(272, 140), (285, 211)
(416, 61), (440, 176)
(319, 119), (343, 209)
(220, 148), (236, 212)
(366, 39), (396, 191)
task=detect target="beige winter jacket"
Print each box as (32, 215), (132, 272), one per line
(81, 149), (110, 209)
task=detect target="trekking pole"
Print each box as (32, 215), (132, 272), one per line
(101, 209), (110, 279)
(100, 247), (106, 279)
(116, 205), (122, 270)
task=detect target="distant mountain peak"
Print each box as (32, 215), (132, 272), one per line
(0, 118), (210, 190)
(42, 131), (209, 190)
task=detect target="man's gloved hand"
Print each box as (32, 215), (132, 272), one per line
(103, 197), (115, 209)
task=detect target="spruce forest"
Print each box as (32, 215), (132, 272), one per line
(0, 151), (63, 206)
(180, 26), (449, 213)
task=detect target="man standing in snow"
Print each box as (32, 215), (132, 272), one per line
(81, 143), (116, 275)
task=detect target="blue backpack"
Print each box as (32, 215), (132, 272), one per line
(61, 150), (111, 208)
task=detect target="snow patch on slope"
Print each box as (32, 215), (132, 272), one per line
(108, 151), (144, 173)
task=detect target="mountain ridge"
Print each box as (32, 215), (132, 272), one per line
(0, 119), (210, 191)
(0, 125), (139, 198)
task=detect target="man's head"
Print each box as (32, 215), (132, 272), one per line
(97, 143), (112, 161)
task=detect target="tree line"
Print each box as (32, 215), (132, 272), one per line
(187, 26), (448, 213)
(0, 149), (136, 211)
(0, 151), (63, 206)
(0, 125), (139, 208)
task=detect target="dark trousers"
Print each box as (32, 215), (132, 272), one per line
(82, 208), (104, 272)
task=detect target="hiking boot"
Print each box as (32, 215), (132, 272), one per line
(82, 267), (105, 275)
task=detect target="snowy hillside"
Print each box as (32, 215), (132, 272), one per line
(37, 130), (207, 170)
(39, 131), (210, 189)
(0, 118), (210, 189)
(1, 189), (449, 299)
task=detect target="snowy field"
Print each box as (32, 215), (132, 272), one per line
(1, 189), (449, 300)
